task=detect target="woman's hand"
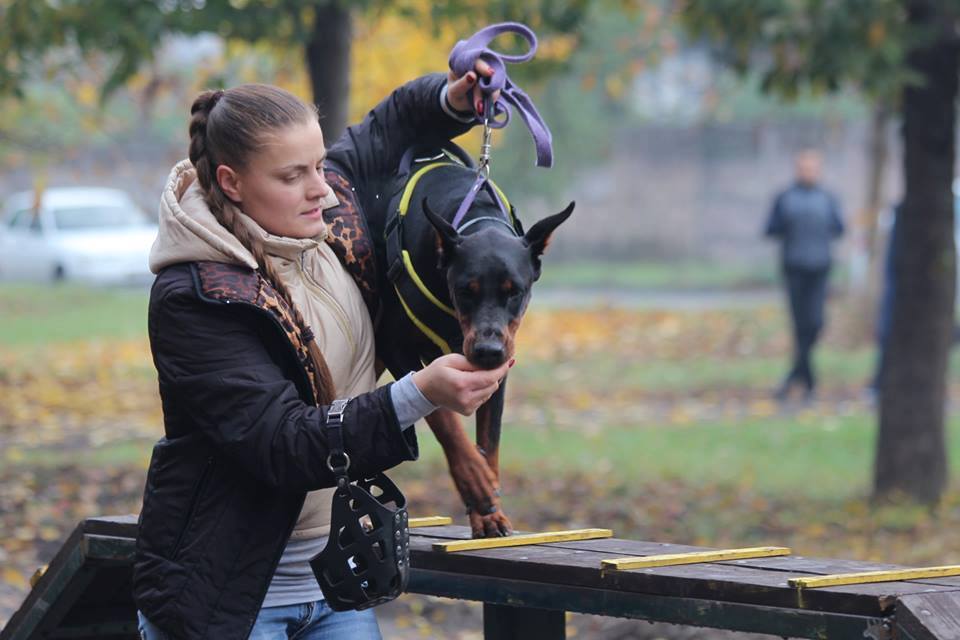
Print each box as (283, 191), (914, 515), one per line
(413, 353), (513, 416)
(447, 59), (500, 117)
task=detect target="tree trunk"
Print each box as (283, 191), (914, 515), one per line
(873, 0), (956, 504)
(305, 2), (352, 143)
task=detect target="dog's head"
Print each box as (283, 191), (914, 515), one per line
(423, 198), (574, 369)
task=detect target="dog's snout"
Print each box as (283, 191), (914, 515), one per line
(471, 342), (506, 369)
(480, 327), (503, 339)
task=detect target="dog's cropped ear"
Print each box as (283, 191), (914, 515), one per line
(422, 197), (461, 269)
(524, 201), (574, 279)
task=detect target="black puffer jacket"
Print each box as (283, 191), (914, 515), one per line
(133, 74), (470, 640)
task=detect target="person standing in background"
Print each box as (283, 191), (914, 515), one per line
(765, 149), (845, 402)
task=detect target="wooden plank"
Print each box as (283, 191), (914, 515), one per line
(409, 568), (886, 640)
(408, 531), (960, 618)
(81, 515), (137, 538)
(790, 566), (960, 589)
(896, 591), (960, 640)
(0, 524), (87, 640)
(409, 516), (453, 528)
(601, 546), (792, 572)
(432, 528), (613, 553)
(483, 603), (565, 640)
(413, 526), (960, 589)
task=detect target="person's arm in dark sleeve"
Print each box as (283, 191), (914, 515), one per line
(326, 73), (474, 192)
(149, 282), (418, 493)
(765, 192), (786, 237)
(829, 193), (845, 237)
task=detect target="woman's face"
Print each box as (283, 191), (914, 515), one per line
(220, 118), (332, 239)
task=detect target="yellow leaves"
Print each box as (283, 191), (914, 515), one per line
(0, 339), (161, 450)
(349, 12), (461, 124)
(536, 34), (579, 62)
(604, 74), (625, 100)
(74, 81), (98, 107)
(868, 21), (886, 48)
(2, 568), (26, 590)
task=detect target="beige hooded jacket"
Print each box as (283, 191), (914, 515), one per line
(150, 159), (377, 539)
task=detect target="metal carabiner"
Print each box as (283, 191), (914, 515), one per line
(478, 116), (493, 178)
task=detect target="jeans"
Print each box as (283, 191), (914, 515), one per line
(137, 601), (381, 640)
(782, 266), (830, 391)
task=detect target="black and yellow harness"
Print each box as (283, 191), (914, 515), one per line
(383, 146), (520, 359)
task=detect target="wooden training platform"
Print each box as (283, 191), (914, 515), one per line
(3, 516), (960, 639)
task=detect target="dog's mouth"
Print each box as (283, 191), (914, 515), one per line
(465, 343), (509, 370)
(461, 320), (521, 370)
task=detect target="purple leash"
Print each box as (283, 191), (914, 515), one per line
(448, 22), (554, 170)
(448, 23), (553, 230)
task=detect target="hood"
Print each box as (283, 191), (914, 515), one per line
(149, 159), (339, 273)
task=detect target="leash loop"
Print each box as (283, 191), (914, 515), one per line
(449, 22), (554, 168)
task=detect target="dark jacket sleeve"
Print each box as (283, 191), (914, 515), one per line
(326, 73), (473, 213)
(829, 193), (845, 237)
(149, 274), (418, 493)
(765, 191), (786, 237)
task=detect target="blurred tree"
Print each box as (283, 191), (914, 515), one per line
(682, 0), (955, 504)
(0, 0), (590, 142)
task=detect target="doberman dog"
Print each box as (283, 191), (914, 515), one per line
(365, 147), (574, 537)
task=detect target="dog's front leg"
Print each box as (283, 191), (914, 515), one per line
(425, 409), (499, 532)
(472, 379), (512, 537)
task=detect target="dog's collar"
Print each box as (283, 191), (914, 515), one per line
(456, 215), (518, 236)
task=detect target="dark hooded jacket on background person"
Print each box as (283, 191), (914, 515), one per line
(132, 74), (471, 640)
(765, 182), (845, 270)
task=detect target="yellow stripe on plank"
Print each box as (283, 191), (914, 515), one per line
(601, 546), (792, 572)
(433, 528), (613, 553)
(409, 516), (453, 528)
(789, 565), (960, 589)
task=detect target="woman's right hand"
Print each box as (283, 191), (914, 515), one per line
(412, 354), (513, 416)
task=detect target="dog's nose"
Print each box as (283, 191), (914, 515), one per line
(472, 342), (506, 369)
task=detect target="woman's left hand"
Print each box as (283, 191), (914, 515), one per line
(447, 59), (500, 117)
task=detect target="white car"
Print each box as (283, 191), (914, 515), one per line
(0, 187), (158, 284)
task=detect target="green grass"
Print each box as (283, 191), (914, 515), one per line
(18, 409), (951, 503)
(6, 439), (152, 469)
(511, 349), (878, 393)
(536, 259), (853, 291)
(536, 260), (779, 290)
(398, 412), (960, 500)
(0, 283), (149, 346)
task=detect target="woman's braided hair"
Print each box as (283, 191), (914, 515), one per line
(188, 85), (334, 405)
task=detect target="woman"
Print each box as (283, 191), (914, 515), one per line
(133, 63), (508, 640)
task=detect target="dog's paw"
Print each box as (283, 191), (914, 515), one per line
(470, 507), (513, 538)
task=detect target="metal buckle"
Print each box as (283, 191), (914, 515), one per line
(328, 398), (350, 418)
(326, 398), (351, 473)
